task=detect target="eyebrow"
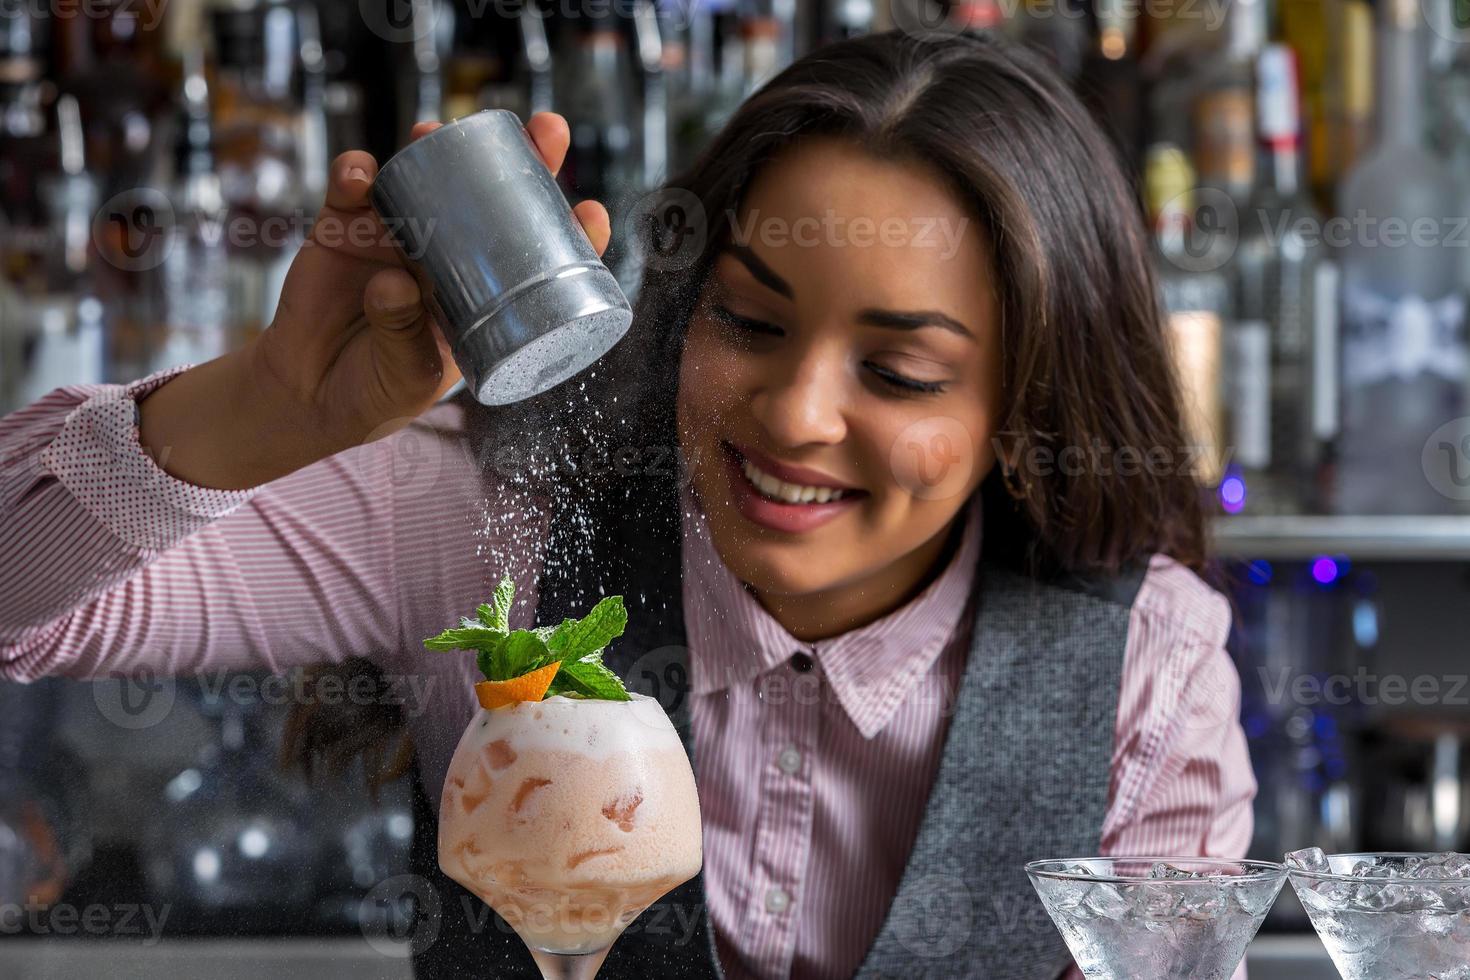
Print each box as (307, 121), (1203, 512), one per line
(722, 242), (976, 339)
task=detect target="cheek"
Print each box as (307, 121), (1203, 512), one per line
(881, 412), (991, 506)
(676, 320), (748, 429)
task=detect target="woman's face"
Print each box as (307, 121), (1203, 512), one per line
(676, 137), (1004, 609)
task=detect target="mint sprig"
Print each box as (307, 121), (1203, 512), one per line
(424, 576), (631, 702)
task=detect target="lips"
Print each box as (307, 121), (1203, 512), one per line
(720, 442), (866, 534)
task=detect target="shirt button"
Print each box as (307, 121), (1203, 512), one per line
(765, 887), (791, 914)
(789, 651), (814, 673)
(777, 745), (802, 775)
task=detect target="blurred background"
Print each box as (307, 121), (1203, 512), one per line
(2, 0), (1470, 975)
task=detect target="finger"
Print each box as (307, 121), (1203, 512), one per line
(410, 120), (443, 142)
(326, 150), (378, 212)
(363, 267), (424, 332)
(573, 199), (611, 257)
(525, 112), (571, 177)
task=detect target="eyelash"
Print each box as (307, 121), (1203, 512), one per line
(709, 304), (949, 395)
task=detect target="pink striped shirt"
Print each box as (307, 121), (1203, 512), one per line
(0, 363), (1256, 979)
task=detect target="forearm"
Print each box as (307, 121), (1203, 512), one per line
(0, 367), (260, 651)
(1, 420), (400, 682)
(136, 339), (344, 492)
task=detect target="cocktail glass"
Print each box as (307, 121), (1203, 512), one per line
(438, 692), (703, 979)
(1026, 856), (1286, 979)
(1285, 850), (1470, 979)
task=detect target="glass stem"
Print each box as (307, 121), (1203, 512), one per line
(528, 947), (613, 980)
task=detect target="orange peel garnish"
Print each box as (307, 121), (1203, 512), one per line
(475, 660), (561, 709)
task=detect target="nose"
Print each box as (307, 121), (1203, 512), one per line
(749, 341), (848, 449)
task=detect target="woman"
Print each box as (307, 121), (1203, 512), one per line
(0, 28), (1253, 980)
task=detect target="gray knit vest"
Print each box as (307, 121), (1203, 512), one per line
(408, 472), (1140, 979)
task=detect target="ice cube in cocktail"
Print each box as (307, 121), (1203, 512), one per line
(1285, 849), (1470, 979)
(438, 693), (702, 975)
(1026, 857), (1286, 980)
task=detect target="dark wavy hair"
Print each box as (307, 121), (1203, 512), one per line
(285, 27), (1207, 783)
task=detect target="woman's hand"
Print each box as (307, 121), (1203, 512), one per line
(139, 113), (611, 491)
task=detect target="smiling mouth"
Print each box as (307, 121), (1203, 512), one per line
(724, 443), (864, 506)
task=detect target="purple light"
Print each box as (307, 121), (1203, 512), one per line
(1311, 556), (1340, 585)
(1219, 476), (1246, 513)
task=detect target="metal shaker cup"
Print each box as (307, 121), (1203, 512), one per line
(369, 110), (633, 406)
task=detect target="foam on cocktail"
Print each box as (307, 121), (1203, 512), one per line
(439, 693), (703, 955)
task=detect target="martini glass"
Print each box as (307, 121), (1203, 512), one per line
(438, 692), (702, 979)
(1285, 849), (1470, 979)
(1026, 856), (1286, 979)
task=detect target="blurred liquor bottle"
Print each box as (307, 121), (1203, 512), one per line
(1145, 143), (1230, 487)
(558, 11), (642, 291)
(1010, 0), (1089, 83)
(1428, 0), (1470, 295)
(559, 12), (640, 206)
(10, 95), (105, 409)
(1077, 0), (1143, 175)
(206, 0), (324, 348)
(148, 47), (232, 376)
(0, 0), (53, 294)
(49, 0), (170, 198)
(1190, 0), (1267, 210)
(1228, 45), (1338, 514)
(1335, 0), (1466, 514)
(633, 0), (671, 190)
(666, 0), (726, 175)
(819, 0), (875, 43)
(1322, 0), (1374, 202)
(1279, 0), (1330, 211)
(739, 8), (785, 97)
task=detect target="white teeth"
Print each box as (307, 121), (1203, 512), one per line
(740, 458), (849, 505)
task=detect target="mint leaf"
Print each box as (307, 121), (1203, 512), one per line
(548, 655), (631, 701)
(500, 630), (555, 679)
(478, 576), (516, 634)
(425, 619), (504, 653)
(424, 577), (632, 700)
(547, 596), (628, 660)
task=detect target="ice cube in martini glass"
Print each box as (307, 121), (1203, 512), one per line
(1285, 849), (1470, 979)
(1026, 856), (1286, 980)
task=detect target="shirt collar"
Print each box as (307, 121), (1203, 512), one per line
(680, 485), (983, 739)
